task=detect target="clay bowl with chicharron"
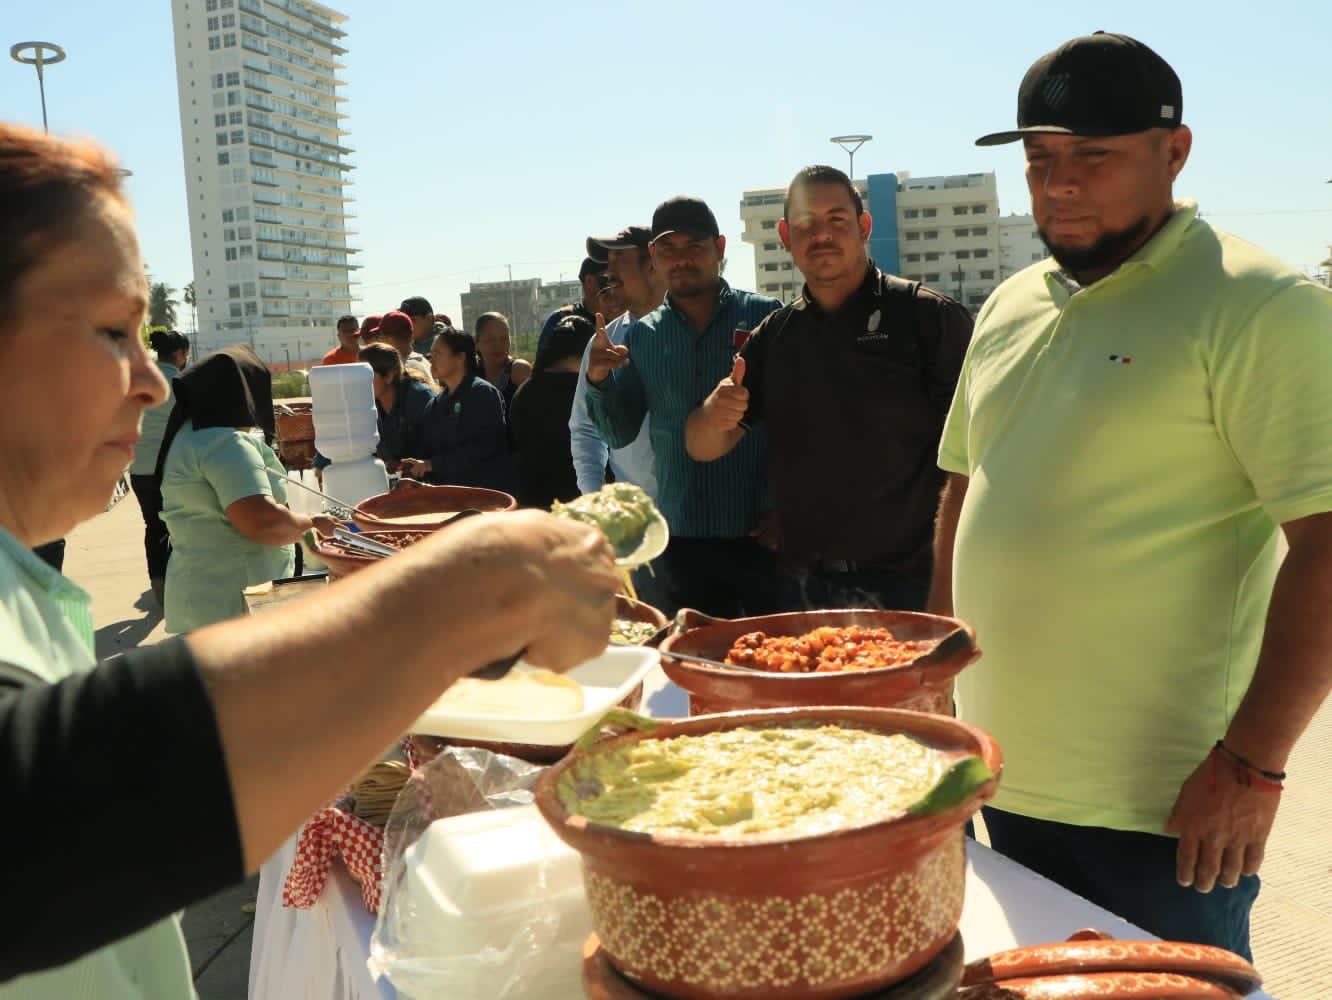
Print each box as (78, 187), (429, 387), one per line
(659, 609), (980, 716)
(536, 706), (1002, 1000)
(351, 479), (516, 532)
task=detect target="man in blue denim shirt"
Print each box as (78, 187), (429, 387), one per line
(585, 197), (782, 616)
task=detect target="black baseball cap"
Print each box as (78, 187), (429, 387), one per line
(976, 32), (1182, 146)
(577, 256), (607, 280)
(399, 295), (433, 317)
(651, 196), (720, 241)
(587, 226), (652, 260)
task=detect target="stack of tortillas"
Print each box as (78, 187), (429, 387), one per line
(349, 759), (411, 828)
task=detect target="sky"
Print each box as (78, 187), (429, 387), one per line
(3, 0), (1329, 331)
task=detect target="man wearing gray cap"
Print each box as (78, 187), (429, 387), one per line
(930, 31), (1332, 956)
(585, 197), (782, 616)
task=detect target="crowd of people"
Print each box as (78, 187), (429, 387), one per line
(0, 27), (1330, 1000)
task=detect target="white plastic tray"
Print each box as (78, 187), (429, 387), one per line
(410, 645), (660, 746)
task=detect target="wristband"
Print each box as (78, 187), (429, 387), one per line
(1214, 740), (1286, 782)
(1209, 745), (1283, 794)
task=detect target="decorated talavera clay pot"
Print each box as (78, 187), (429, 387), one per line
(351, 479), (516, 532)
(536, 706), (1002, 1000)
(659, 609), (980, 716)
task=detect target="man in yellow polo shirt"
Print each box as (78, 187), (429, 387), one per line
(931, 31), (1332, 958)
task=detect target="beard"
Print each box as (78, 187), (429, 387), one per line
(1038, 215), (1150, 279)
(667, 266), (714, 300)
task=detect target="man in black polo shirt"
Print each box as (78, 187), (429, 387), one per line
(685, 165), (972, 611)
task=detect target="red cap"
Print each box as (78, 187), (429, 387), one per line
(359, 314), (383, 339)
(377, 310), (414, 342)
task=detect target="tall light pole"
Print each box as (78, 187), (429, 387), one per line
(830, 134), (873, 181)
(10, 42), (66, 133)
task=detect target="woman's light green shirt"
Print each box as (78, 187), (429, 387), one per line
(160, 424), (294, 633)
(0, 526), (194, 999)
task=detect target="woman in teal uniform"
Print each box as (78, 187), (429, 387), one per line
(157, 346), (338, 632)
(128, 329), (189, 605)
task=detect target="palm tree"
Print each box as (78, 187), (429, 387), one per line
(148, 282), (179, 329)
(183, 281), (197, 333)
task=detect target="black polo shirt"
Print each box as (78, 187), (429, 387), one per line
(740, 263), (972, 576)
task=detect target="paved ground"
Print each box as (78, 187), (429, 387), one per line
(65, 495), (1330, 998)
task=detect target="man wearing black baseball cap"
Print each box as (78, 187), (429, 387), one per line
(932, 31), (1332, 958)
(584, 196), (784, 617)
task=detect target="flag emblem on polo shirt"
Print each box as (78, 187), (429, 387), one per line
(1108, 354), (1132, 364)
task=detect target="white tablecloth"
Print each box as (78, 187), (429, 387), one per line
(249, 668), (1275, 999)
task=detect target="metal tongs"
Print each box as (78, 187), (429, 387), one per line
(331, 527), (398, 558)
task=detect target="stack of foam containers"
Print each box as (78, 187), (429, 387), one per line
(307, 362), (389, 509)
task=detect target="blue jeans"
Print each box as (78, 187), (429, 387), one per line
(982, 807), (1259, 959)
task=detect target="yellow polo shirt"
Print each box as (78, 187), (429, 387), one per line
(939, 201), (1332, 833)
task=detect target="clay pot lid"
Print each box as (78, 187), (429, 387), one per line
(961, 934), (1260, 995)
(956, 970), (1243, 999)
(582, 931), (966, 999)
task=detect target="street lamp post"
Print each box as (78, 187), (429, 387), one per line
(830, 134), (873, 181)
(10, 41), (66, 133)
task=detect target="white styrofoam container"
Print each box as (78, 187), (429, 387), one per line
(309, 362), (379, 461)
(380, 805), (592, 999)
(411, 646), (660, 746)
(323, 456), (390, 508)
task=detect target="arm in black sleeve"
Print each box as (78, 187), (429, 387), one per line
(0, 636), (244, 982)
(737, 310), (778, 427)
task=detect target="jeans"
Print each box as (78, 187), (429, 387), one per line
(982, 806), (1260, 959)
(130, 474), (171, 581)
(659, 537), (783, 619)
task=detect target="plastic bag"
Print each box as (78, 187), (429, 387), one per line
(368, 746), (574, 1000)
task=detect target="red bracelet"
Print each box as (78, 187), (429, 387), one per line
(1208, 746), (1284, 794)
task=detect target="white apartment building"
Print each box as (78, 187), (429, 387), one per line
(999, 213), (1045, 280)
(893, 172), (1000, 313)
(170, 0), (357, 366)
(739, 172), (1002, 312)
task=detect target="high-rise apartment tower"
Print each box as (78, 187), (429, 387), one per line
(170, 0), (357, 364)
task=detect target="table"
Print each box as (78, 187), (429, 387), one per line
(248, 668), (1276, 999)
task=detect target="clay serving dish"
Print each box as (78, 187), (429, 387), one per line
(536, 706), (1002, 1000)
(957, 935), (1260, 1000)
(611, 594), (670, 648)
(659, 609), (980, 716)
(351, 479), (516, 531)
(409, 595), (667, 766)
(309, 528), (432, 581)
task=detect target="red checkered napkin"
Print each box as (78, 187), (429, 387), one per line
(282, 805), (385, 914)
